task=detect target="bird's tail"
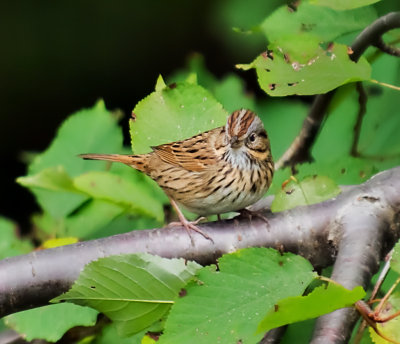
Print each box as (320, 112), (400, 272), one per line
(79, 153), (149, 172)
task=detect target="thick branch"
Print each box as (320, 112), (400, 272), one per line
(276, 12), (400, 169)
(0, 167), (400, 332)
(311, 192), (390, 343)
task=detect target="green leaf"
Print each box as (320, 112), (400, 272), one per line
(170, 56), (257, 114)
(359, 88), (400, 158)
(17, 166), (89, 219)
(4, 304), (98, 342)
(271, 175), (341, 212)
(239, 42), (371, 96)
(93, 323), (146, 344)
(213, 74), (256, 113)
(130, 80), (228, 154)
(390, 241), (400, 275)
(0, 217), (32, 259)
(73, 171), (164, 221)
(18, 166), (81, 193)
(64, 200), (125, 239)
(311, 56), (400, 174)
(64, 200), (162, 240)
(308, 0), (381, 11)
(89, 213), (161, 240)
(159, 248), (315, 344)
(257, 283), (365, 333)
(260, 3), (377, 43)
(268, 157), (379, 197)
(29, 100), (123, 176)
(257, 99), (308, 160)
(167, 54), (218, 91)
(52, 254), (202, 337)
(20, 100), (124, 218)
(280, 319), (316, 344)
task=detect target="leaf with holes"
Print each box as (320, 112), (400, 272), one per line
(271, 175), (341, 212)
(238, 42), (371, 96)
(308, 0), (381, 10)
(52, 254), (201, 337)
(4, 304), (98, 342)
(130, 76), (228, 154)
(259, 3), (377, 44)
(159, 248), (316, 344)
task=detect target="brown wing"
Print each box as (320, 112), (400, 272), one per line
(151, 130), (219, 172)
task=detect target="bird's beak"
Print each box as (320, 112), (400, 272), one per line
(230, 136), (240, 148)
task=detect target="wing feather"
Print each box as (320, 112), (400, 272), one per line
(151, 131), (219, 172)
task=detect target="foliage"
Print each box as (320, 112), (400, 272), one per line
(257, 282), (365, 333)
(48, 249), (365, 344)
(271, 175), (341, 212)
(4, 304), (98, 342)
(0, 217), (32, 259)
(1, 0), (400, 343)
(130, 76), (228, 154)
(352, 242), (400, 343)
(52, 253), (201, 337)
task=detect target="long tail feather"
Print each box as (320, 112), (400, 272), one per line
(79, 153), (148, 172)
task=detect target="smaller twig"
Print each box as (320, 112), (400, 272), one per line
(351, 83), (368, 157)
(371, 251), (393, 302)
(369, 79), (400, 91)
(354, 264), (400, 344)
(373, 37), (400, 57)
(355, 301), (400, 344)
(354, 249), (393, 343)
(374, 276), (400, 315)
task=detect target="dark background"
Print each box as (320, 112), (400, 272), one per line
(0, 0), (398, 229)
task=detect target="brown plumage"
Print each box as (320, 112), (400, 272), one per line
(80, 109), (274, 241)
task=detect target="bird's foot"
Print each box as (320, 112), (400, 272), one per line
(167, 197), (214, 243)
(169, 217), (213, 243)
(238, 208), (269, 224)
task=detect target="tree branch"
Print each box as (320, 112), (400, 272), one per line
(373, 37), (400, 57)
(276, 12), (400, 170)
(0, 167), (399, 344)
(350, 82), (367, 157)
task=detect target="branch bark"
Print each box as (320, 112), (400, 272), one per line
(276, 12), (400, 170)
(0, 167), (400, 344)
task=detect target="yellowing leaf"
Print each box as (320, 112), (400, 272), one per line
(41, 237), (79, 249)
(271, 175), (341, 212)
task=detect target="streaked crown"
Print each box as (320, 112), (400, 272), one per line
(224, 109), (271, 162)
(226, 109), (260, 139)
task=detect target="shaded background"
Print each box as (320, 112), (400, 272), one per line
(0, 0), (398, 229)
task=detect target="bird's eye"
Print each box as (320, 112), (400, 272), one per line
(249, 133), (256, 142)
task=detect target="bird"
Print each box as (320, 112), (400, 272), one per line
(80, 109), (274, 241)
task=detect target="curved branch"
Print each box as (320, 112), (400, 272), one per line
(373, 37), (400, 57)
(0, 166), (399, 344)
(276, 12), (400, 170)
